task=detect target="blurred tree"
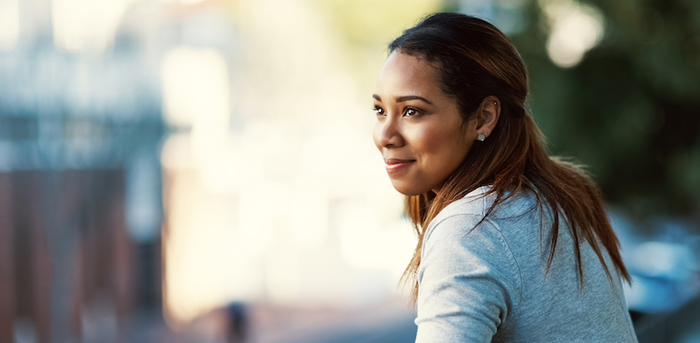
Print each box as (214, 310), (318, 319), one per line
(508, 0), (700, 224)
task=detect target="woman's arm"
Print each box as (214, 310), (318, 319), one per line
(415, 214), (522, 343)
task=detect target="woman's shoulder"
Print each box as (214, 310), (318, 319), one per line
(436, 186), (493, 218)
(423, 187), (497, 242)
(423, 186), (542, 250)
(433, 186), (538, 225)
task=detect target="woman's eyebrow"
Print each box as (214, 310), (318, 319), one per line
(372, 94), (433, 105)
(396, 95), (433, 105)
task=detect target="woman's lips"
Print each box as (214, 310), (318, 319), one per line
(384, 158), (415, 173)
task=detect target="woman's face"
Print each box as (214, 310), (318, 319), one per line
(373, 51), (477, 195)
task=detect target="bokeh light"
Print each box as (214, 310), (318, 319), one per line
(540, 0), (604, 68)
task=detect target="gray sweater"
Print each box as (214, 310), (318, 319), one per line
(415, 187), (638, 342)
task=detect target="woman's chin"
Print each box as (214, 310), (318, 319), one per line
(390, 181), (427, 196)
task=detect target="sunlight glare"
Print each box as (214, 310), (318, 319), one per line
(52, 0), (135, 53)
(0, 0), (19, 51)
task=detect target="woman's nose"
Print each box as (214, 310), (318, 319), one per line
(374, 117), (404, 149)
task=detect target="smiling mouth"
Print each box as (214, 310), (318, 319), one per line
(384, 159), (415, 173)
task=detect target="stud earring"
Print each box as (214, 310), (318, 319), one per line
(477, 133), (486, 142)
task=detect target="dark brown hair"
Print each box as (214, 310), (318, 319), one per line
(389, 13), (631, 301)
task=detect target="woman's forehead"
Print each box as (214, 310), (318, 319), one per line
(374, 51), (444, 102)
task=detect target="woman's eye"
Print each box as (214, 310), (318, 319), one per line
(373, 106), (385, 116)
(403, 107), (420, 117)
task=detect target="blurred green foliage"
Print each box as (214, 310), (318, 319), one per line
(508, 0), (700, 222)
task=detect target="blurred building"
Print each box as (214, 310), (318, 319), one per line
(0, 0), (424, 341)
(0, 0), (163, 341)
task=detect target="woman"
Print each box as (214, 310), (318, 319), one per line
(372, 13), (638, 342)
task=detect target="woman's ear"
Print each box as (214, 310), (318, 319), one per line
(475, 96), (501, 141)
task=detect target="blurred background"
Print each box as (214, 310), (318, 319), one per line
(0, 0), (698, 342)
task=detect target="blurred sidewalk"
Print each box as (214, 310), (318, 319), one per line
(123, 298), (417, 343)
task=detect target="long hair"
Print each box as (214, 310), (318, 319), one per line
(390, 13), (631, 302)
